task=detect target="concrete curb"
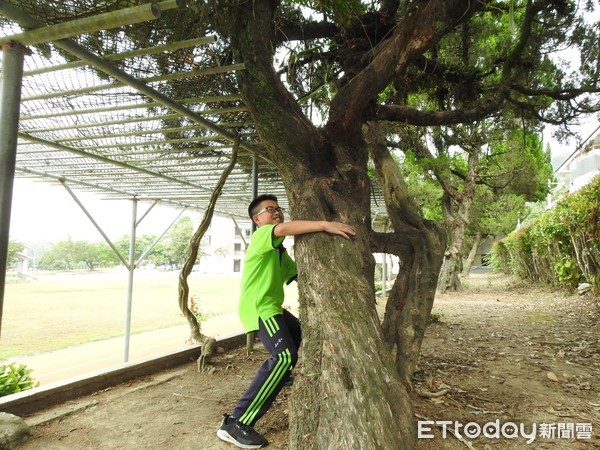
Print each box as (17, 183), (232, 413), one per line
(0, 332), (245, 417)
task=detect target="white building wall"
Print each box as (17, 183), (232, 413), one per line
(569, 151), (600, 192)
(195, 215), (252, 274)
(555, 134), (600, 194)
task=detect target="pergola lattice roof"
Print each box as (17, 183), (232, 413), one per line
(1, 0), (287, 219)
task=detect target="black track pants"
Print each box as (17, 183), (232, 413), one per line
(231, 309), (301, 426)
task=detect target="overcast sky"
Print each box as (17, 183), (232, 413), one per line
(9, 178), (198, 244)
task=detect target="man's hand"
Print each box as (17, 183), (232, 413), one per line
(323, 221), (356, 239)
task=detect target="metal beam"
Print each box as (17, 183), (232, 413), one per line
(15, 166), (133, 196)
(54, 126), (254, 143)
(0, 1), (267, 160)
(21, 64), (246, 101)
(14, 167), (251, 218)
(124, 198), (138, 362)
(59, 180), (129, 267)
(251, 155), (259, 232)
(0, 42), (26, 340)
(20, 96), (244, 121)
(23, 35), (217, 76)
(18, 132), (219, 193)
(0, 3), (165, 46)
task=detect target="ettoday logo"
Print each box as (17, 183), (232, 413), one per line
(417, 420), (593, 444)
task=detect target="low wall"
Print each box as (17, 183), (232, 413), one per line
(0, 332), (245, 417)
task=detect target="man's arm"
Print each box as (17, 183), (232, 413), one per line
(274, 220), (356, 239)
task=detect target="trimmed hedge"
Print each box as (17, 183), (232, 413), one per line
(491, 174), (599, 292)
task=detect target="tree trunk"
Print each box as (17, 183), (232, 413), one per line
(436, 221), (465, 292)
(229, 32), (416, 446)
(461, 231), (482, 277)
(366, 122), (446, 383)
(287, 170), (415, 450)
(436, 143), (481, 293)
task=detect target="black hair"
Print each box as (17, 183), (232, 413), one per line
(248, 194), (278, 219)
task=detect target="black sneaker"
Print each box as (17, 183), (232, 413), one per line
(216, 414), (268, 449)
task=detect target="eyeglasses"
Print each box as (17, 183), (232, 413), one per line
(255, 206), (285, 216)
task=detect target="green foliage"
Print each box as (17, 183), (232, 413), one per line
(165, 216), (195, 265)
(428, 311), (443, 324)
(38, 236), (119, 271)
(553, 258), (580, 286)
(475, 192), (527, 236)
(0, 362), (39, 397)
(7, 240), (25, 268)
(399, 150), (444, 221)
(491, 175), (600, 291)
(114, 234), (166, 266)
(486, 128), (552, 201)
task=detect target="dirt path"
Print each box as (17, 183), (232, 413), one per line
(16, 272), (599, 449)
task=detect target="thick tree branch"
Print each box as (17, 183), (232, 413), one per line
(370, 95), (505, 126)
(510, 84), (600, 100)
(275, 20), (339, 44)
(330, 0), (485, 130)
(410, 54), (488, 85)
(500, 0), (544, 82)
(364, 121), (425, 231)
(228, 0), (317, 168)
(370, 231), (415, 255)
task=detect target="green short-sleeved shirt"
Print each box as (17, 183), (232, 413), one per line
(239, 223), (297, 332)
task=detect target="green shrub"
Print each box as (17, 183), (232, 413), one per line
(0, 362), (39, 397)
(490, 175), (599, 292)
(428, 311), (443, 324)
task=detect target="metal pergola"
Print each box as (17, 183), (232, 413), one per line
(0, 0), (287, 361)
(1, 1), (286, 216)
(0, 1), (387, 364)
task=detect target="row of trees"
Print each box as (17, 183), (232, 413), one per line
(395, 125), (552, 291)
(8, 216), (212, 271)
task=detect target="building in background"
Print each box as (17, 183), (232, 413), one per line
(553, 132), (600, 197)
(194, 215), (252, 275)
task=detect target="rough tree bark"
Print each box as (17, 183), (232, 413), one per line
(462, 231), (483, 277)
(287, 167), (415, 449)
(365, 122), (446, 383)
(436, 143), (481, 292)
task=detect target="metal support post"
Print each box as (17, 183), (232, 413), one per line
(135, 209), (185, 266)
(60, 179), (129, 267)
(124, 198), (138, 362)
(0, 42), (26, 340)
(246, 155), (260, 352)
(251, 155), (258, 232)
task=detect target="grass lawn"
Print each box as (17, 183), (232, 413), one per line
(0, 269), (251, 360)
